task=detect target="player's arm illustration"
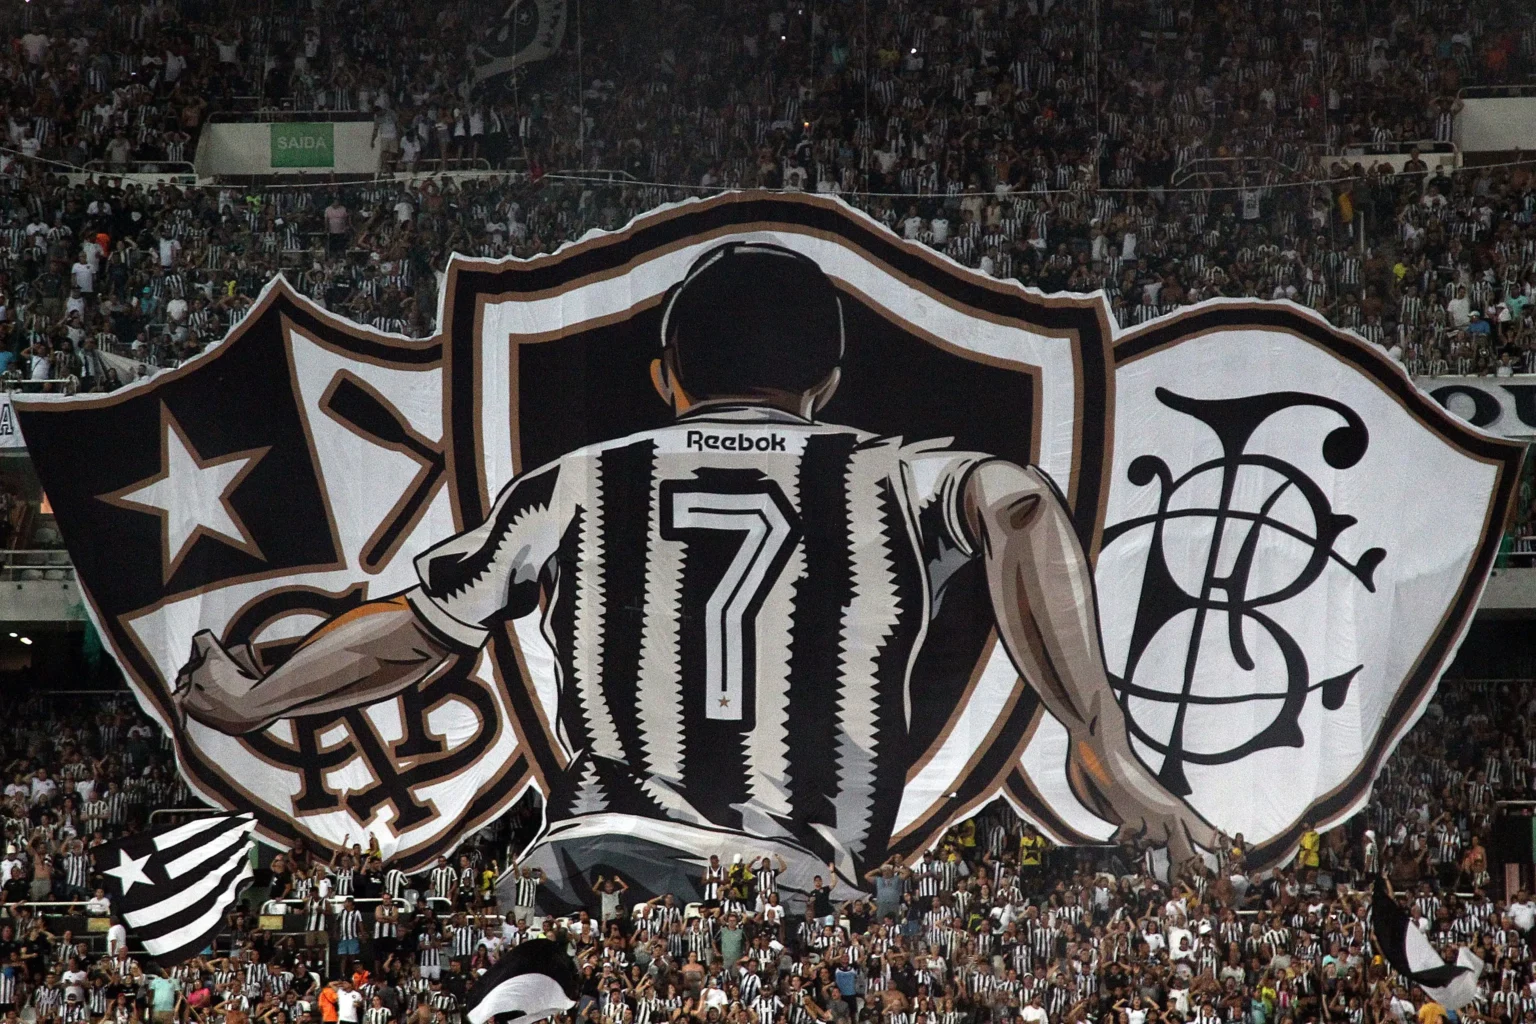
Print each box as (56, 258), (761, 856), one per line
(174, 464), (563, 734)
(962, 459), (1219, 863)
(173, 594), (455, 733)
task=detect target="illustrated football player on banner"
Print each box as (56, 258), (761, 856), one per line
(173, 243), (1216, 905)
(17, 193), (1518, 915)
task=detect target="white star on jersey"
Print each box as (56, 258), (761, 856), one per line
(106, 850), (154, 893)
(102, 404), (268, 582)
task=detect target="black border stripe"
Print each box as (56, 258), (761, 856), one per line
(495, 623), (568, 792)
(545, 508), (590, 806)
(863, 476), (928, 861)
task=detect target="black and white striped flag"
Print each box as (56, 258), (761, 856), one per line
(466, 938), (579, 1024)
(97, 812), (257, 966)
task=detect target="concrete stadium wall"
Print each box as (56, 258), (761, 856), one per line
(195, 122), (382, 176)
(1455, 98), (1536, 153)
(0, 578), (84, 622)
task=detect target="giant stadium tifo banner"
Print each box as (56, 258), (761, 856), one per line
(14, 193), (1523, 910)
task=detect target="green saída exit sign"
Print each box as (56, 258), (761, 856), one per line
(270, 122), (335, 168)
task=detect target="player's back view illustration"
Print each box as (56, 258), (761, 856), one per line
(174, 242), (1218, 908)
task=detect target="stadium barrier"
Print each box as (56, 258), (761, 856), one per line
(81, 160), (197, 177)
(195, 121), (382, 177)
(1456, 95), (1536, 152)
(0, 551), (74, 582)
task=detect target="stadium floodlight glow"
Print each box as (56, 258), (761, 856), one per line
(911, 47), (918, 53)
(18, 637), (30, 645)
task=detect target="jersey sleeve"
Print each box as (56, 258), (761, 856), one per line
(902, 442), (988, 559)
(407, 461), (565, 647)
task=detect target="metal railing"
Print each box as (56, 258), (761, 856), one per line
(0, 550), (73, 582)
(1169, 155), (1298, 188)
(1509, 536), (1536, 558)
(259, 894), (456, 915)
(1, 375), (80, 394)
(550, 168), (641, 183)
(392, 157), (494, 173)
(386, 166), (525, 184)
(1315, 139), (1457, 158)
(81, 160), (196, 176)
(207, 110), (374, 124)
(5, 901), (114, 916)
(148, 807), (221, 825)
(1458, 84), (1536, 100)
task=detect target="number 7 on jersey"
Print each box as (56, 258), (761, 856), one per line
(660, 481), (802, 721)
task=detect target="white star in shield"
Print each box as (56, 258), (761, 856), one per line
(101, 403), (270, 583)
(105, 850), (153, 894)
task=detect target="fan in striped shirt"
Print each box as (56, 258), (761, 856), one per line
(365, 994), (393, 1024)
(0, 962), (16, 1009)
(429, 858), (458, 905)
(457, 858), (479, 907)
(418, 927), (445, 980)
(304, 893), (330, 946)
(374, 894), (403, 961)
(330, 857), (356, 898)
(335, 897), (365, 962)
(32, 979), (62, 1019)
(427, 979), (461, 1024)
(447, 915), (479, 960)
(58, 841), (88, 898)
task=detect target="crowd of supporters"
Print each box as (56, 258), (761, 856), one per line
(0, 677), (1523, 1024)
(0, 6), (1532, 1024)
(0, 0), (1527, 376)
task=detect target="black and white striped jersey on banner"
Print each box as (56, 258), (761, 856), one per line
(96, 812), (256, 966)
(412, 409), (982, 864)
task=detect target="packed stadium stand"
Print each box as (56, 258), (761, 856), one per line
(0, 0), (1532, 1023)
(0, 0), (1529, 371)
(0, 675), (1526, 1024)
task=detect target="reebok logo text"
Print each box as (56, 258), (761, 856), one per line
(685, 430), (787, 452)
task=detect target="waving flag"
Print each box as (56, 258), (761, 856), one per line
(473, 0), (568, 82)
(1371, 876), (1484, 1010)
(467, 938), (579, 1024)
(98, 813), (256, 965)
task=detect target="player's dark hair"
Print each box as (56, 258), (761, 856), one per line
(659, 242), (844, 399)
